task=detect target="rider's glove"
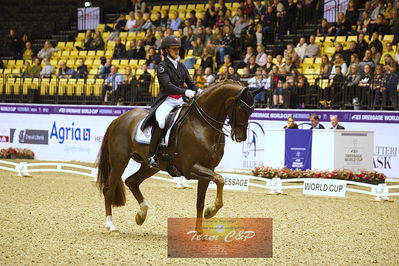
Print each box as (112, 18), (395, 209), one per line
(184, 90), (195, 98)
(197, 88), (203, 95)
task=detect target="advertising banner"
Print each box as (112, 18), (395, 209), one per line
(284, 129), (312, 170)
(0, 104), (398, 178)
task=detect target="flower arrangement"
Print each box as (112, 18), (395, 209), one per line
(252, 166), (386, 185)
(0, 148), (35, 159)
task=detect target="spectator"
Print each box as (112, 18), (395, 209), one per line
(125, 11), (137, 31)
(200, 47), (214, 72)
(127, 0), (147, 13)
(383, 54), (394, 66)
(273, 77), (285, 108)
(203, 0), (217, 28)
(331, 43), (347, 64)
(142, 13), (154, 30)
(160, 9), (171, 29)
(358, 64), (373, 106)
(370, 0), (385, 21)
(344, 41), (360, 65)
(330, 115), (345, 129)
(6, 28), (23, 59)
(188, 10), (198, 26)
(217, 0), (228, 14)
(40, 58), (55, 78)
(113, 38), (126, 59)
(359, 50), (375, 73)
(382, 63), (399, 109)
(215, 9), (226, 28)
(58, 61), (74, 78)
(371, 46), (382, 65)
(284, 44), (299, 67)
(369, 32), (383, 54)
(359, 11), (372, 34)
(102, 65), (124, 104)
(216, 65), (229, 81)
(309, 114), (325, 129)
(255, 24), (263, 46)
(152, 11), (162, 27)
(98, 57), (112, 79)
(239, 67), (251, 85)
(330, 54), (348, 78)
(248, 55), (260, 74)
(256, 44), (267, 67)
(76, 58), (88, 79)
(215, 25), (235, 65)
(332, 12), (352, 35)
(285, 0), (298, 33)
(233, 16), (247, 38)
(228, 66), (241, 81)
(345, 1), (358, 26)
(143, 29), (156, 46)
(283, 56), (296, 72)
(21, 61), (31, 77)
(343, 64), (361, 104)
(383, 42), (395, 59)
(317, 18), (331, 36)
(183, 20), (194, 37)
(243, 46), (255, 66)
(22, 42), (36, 60)
(304, 35), (320, 58)
(170, 11), (182, 31)
(263, 54), (274, 72)
(322, 65), (345, 107)
(242, 18), (256, 50)
(248, 67), (266, 105)
(127, 39), (146, 59)
(357, 32), (369, 59)
(346, 54), (360, 75)
(37, 40), (58, 60)
(275, 54), (284, 69)
(244, 0), (256, 18)
(91, 31), (105, 50)
(384, 2), (395, 19)
(22, 57), (42, 78)
(137, 63), (152, 94)
(262, 6), (277, 44)
(82, 30), (94, 50)
(195, 66), (207, 88)
(284, 116), (299, 129)
(218, 54), (233, 72)
(146, 47), (161, 69)
(391, 9), (399, 45)
(204, 67), (215, 87)
(295, 37), (308, 60)
(319, 55), (332, 79)
(372, 64), (386, 107)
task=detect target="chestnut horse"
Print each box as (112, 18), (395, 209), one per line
(96, 80), (261, 233)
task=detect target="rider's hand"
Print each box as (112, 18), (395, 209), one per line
(185, 90), (195, 98)
(197, 88), (203, 95)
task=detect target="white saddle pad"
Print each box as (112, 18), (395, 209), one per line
(135, 108), (182, 146)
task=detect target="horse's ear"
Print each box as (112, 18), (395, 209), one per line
(237, 87), (248, 99)
(250, 86), (263, 97)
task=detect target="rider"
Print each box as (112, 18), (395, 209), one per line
(141, 35), (202, 169)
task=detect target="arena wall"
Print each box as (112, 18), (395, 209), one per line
(0, 103), (398, 178)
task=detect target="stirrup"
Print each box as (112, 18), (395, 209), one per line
(148, 155), (159, 169)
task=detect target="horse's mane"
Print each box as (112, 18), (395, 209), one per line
(206, 79), (243, 91)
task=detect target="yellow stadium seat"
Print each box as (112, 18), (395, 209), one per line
(6, 60), (15, 67)
(170, 5), (178, 11)
(5, 77), (15, 94)
(40, 78), (50, 95)
(15, 60), (24, 66)
(97, 50), (105, 57)
(94, 79), (104, 96)
(303, 57), (314, 65)
(105, 50), (113, 57)
(130, 59), (139, 67)
(49, 79), (57, 96)
(319, 79), (330, 89)
(57, 42), (66, 48)
(323, 46), (335, 57)
(85, 59), (94, 66)
(120, 59), (129, 66)
(335, 36), (346, 43)
(14, 78), (23, 94)
(76, 79), (85, 96)
(79, 50), (87, 58)
(383, 35), (394, 42)
(179, 4), (187, 9)
(314, 57), (322, 64)
(187, 4), (195, 10)
(89, 69), (98, 75)
(76, 32), (85, 42)
(58, 78), (68, 95)
(87, 50), (96, 59)
(315, 36), (324, 44)
(147, 69), (155, 77)
(61, 51), (70, 58)
(136, 69), (144, 76)
(152, 5), (161, 11)
(70, 51), (79, 58)
(67, 59), (75, 67)
(4, 69), (12, 75)
(347, 35), (357, 43)
(67, 79), (76, 96)
(12, 69), (21, 75)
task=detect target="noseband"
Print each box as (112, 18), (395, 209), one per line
(191, 88), (254, 137)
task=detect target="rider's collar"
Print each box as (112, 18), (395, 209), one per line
(167, 56), (180, 69)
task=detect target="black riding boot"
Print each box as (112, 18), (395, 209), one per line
(148, 125), (162, 169)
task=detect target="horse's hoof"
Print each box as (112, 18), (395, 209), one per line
(135, 213), (145, 225)
(204, 208), (213, 219)
(196, 228), (204, 235)
(109, 229), (120, 235)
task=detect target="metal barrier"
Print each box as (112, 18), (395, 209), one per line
(0, 160), (398, 201)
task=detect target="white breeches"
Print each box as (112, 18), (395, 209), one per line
(155, 97), (184, 129)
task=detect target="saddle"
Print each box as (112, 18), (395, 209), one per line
(135, 106), (188, 177)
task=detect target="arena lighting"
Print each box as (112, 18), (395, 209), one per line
(84, 1), (92, 7)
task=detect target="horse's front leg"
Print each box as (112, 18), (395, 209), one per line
(188, 164), (225, 232)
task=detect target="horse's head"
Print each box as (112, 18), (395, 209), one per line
(228, 86), (262, 142)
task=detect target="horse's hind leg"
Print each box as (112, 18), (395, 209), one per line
(104, 157), (130, 233)
(125, 163), (159, 226)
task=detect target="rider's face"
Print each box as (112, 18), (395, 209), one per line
(167, 46), (180, 60)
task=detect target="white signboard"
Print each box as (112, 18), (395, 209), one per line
(303, 179), (347, 198)
(78, 7), (100, 31)
(209, 173), (249, 191)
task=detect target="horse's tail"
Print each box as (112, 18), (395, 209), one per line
(96, 125), (126, 207)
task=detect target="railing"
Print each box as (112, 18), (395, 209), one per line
(0, 160), (397, 201)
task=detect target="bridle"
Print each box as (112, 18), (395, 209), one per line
(190, 87), (255, 137)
